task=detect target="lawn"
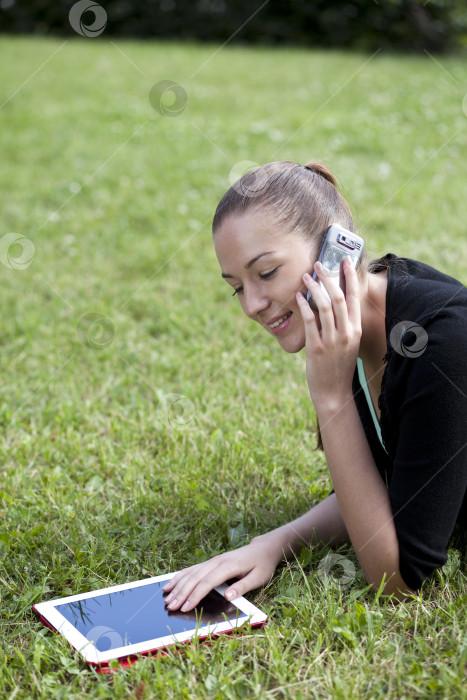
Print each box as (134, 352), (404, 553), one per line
(0, 35), (466, 698)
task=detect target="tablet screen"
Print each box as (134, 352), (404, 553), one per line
(55, 581), (247, 652)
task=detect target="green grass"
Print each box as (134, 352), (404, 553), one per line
(1, 36), (466, 698)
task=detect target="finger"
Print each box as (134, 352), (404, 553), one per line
(166, 555), (244, 611)
(303, 270), (333, 311)
(314, 261), (350, 334)
(162, 574), (181, 591)
(176, 560), (248, 612)
(224, 567), (273, 602)
(313, 262), (342, 305)
(296, 291), (321, 343)
(304, 270), (336, 344)
(300, 273), (333, 320)
(162, 565), (198, 591)
(342, 256), (361, 327)
(164, 559), (221, 609)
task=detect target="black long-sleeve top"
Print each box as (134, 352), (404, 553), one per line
(352, 254), (467, 590)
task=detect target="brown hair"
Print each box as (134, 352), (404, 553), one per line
(213, 161), (364, 268)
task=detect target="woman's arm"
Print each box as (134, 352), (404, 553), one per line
(162, 492), (348, 612)
(297, 259), (415, 598)
(316, 399), (414, 597)
(263, 491), (349, 556)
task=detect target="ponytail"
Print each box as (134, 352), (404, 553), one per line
(302, 161), (338, 188)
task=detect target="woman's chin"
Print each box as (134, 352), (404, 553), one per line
(277, 333), (306, 354)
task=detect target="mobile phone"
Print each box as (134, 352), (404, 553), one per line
(306, 224), (364, 312)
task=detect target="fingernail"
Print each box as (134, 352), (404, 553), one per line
(165, 592), (173, 603)
(168, 598), (178, 608)
(181, 601), (190, 612)
(303, 272), (311, 281)
(225, 589), (237, 600)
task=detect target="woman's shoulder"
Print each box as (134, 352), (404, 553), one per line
(370, 252), (467, 324)
(369, 252), (465, 289)
(373, 253), (467, 384)
(377, 254), (467, 463)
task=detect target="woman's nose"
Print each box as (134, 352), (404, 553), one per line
(242, 287), (269, 319)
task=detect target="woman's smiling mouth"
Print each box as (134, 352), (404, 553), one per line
(267, 311), (292, 334)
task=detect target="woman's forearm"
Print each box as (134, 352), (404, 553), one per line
(252, 491), (349, 561)
(316, 396), (414, 597)
(163, 493), (349, 612)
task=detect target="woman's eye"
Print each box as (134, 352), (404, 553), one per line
(260, 267), (278, 280)
(231, 268), (278, 297)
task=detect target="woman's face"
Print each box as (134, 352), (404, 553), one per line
(214, 210), (316, 353)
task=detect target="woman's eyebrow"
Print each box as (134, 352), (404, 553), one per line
(221, 251), (275, 279)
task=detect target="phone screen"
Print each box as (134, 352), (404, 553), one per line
(320, 242), (353, 275)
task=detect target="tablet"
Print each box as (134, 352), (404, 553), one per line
(33, 572), (268, 672)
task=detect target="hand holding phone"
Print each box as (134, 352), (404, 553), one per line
(306, 224), (364, 312)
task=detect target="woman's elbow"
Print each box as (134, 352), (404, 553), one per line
(369, 569), (417, 601)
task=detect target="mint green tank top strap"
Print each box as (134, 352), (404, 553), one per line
(356, 357), (387, 452)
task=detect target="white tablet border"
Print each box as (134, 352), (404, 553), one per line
(34, 572), (268, 665)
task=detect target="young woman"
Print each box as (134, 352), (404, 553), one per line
(163, 161), (467, 610)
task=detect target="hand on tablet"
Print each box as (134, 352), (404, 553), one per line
(162, 535), (283, 612)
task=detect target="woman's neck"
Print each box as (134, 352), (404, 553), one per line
(359, 270), (388, 372)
